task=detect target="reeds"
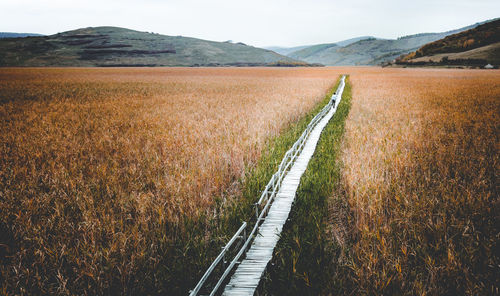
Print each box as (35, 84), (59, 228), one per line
(4, 67), (495, 295)
(336, 68), (500, 294)
(0, 67), (340, 294)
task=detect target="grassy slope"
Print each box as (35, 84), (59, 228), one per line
(288, 20), (494, 66)
(271, 37), (374, 58)
(305, 35), (465, 66)
(295, 37), (448, 66)
(409, 42), (500, 65)
(288, 43), (339, 60)
(399, 19), (500, 64)
(265, 45), (311, 56)
(0, 27), (300, 67)
(415, 19), (499, 57)
(261, 77), (351, 295)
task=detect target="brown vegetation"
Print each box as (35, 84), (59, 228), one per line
(0, 67), (339, 294)
(333, 68), (499, 294)
(2, 66), (497, 295)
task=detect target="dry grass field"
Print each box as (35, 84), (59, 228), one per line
(331, 68), (499, 294)
(0, 67), (341, 294)
(1, 66), (498, 295)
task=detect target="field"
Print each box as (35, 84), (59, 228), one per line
(0, 67), (340, 294)
(258, 68), (499, 295)
(1, 67), (498, 295)
(335, 68), (499, 294)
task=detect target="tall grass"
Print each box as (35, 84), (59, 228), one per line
(333, 68), (500, 295)
(0, 67), (342, 295)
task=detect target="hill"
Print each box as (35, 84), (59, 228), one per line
(0, 32), (43, 38)
(0, 27), (304, 67)
(267, 36), (374, 59)
(397, 19), (500, 66)
(289, 43), (341, 60)
(334, 36), (376, 47)
(265, 45), (311, 56)
(281, 20), (494, 66)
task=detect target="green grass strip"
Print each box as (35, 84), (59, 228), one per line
(260, 76), (352, 295)
(225, 75), (345, 228)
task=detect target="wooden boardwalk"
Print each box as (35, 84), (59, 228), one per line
(222, 79), (345, 295)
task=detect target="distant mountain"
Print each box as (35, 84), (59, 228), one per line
(282, 19), (497, 66)
(266, 36), (374, 58)
(0, 27), (306, 67)
(397, 18), (500, 66)
(332, 36), (376, 47)
(0, 32), (43, 38)
(289, 43), (340, 60)
(265, 45), (311, 56)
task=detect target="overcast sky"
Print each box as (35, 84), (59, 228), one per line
(1, 0), (498, 47)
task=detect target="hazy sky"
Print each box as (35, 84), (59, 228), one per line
(1, 0), (498, 47)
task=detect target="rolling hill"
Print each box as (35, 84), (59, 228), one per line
(397, 18), (500, 66)
(266, 36), (374, 57)
(265, 45), (311, 56)
(277, 20), (496, 66)
(0, 27), (304, 67)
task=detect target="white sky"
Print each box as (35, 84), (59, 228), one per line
(1, 0), (498, 47)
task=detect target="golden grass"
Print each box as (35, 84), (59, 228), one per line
(332, 68), (500, 294)
(4, 66), (497, 294)
(0, 67), (340, 294)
